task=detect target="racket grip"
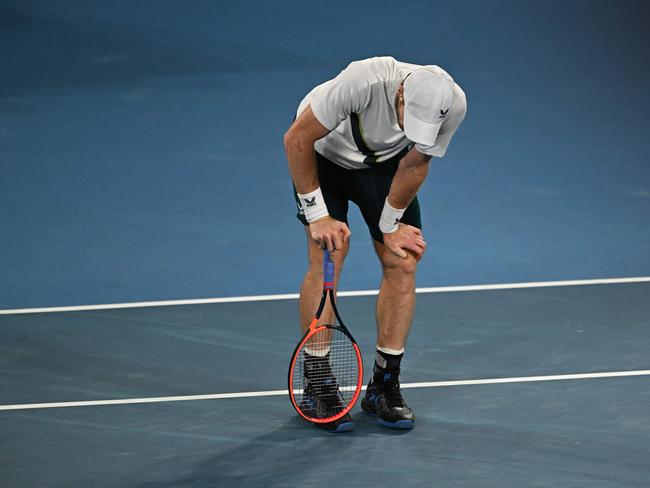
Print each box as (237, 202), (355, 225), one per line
(323, 250), (334, 289)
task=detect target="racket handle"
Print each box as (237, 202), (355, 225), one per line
(323, 250), (334, 289)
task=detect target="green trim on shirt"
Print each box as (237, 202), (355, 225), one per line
(350, 113), (380, 166)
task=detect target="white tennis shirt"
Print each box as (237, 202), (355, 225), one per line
(296, 56), (467, 170)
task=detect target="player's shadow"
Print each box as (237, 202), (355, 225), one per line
(137, 413), (409, 488)
(136, 416), (352, 488)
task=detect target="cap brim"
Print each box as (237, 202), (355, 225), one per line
(403, 110), (442, 146)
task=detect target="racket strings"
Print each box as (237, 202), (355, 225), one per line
(292, 327), (360, 420)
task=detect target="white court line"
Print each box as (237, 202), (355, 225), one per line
(1, 369), (648, 412)
(1, 276), (649, 315)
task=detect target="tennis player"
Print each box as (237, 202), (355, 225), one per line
(285, 56), (466, 431)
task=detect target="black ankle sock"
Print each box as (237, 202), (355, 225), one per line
(304, 351), (331, 378)
(372, 349), (403, 384)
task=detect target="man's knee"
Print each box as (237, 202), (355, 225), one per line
(380, 250), (419, 278)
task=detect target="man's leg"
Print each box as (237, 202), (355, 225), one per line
(298, 226), (352, 433)
(361, 240), (418, 429)
(374, 242), (417, 349)
(299, 226), (349, 332)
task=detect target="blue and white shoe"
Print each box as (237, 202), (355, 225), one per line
(361, 375), (415, 429)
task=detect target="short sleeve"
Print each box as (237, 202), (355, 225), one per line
(416, 88), (467, 158)
(310, 61), (372, 131)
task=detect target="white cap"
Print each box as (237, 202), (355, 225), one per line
(403, 69), (454, 146)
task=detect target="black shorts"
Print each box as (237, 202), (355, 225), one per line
(293, 151), (422, 243)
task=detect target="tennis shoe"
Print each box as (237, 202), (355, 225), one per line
(300, 382), (353, 433)
(313, 410), (353, 433)
(361, 373), (414, 429)
(301, 352), (353, 433)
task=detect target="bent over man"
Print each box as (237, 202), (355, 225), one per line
(284, 56), (466, 432)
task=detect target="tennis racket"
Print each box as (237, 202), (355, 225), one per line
(288, 250), (363, 423)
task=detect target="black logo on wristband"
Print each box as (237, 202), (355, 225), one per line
(304, 197), (317, 207)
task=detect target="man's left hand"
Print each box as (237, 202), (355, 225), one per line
(383, 224), (426, 260)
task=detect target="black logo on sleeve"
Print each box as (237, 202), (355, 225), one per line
(303, 197), (317, 207)
(439, 108), (449, 119)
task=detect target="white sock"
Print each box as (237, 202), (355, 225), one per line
(304, 346), (330, 357)
(376, 345), (404, 356)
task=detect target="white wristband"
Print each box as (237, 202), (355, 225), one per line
(379, 198), (406, 234)
(297, 187), (329, 223)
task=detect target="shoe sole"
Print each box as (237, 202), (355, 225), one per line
(362, 403), (414, 430)
(313, 420), (354, 433)
(331, 421), (354, 433)
(378, 418), (414, 429)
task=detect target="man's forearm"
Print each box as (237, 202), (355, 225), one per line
(387, 151), (430, 209)
(285, 134), (320, 194)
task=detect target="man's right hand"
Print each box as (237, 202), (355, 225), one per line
(309, 216), (351, 252)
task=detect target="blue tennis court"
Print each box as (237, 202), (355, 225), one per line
(2, 282), (650, 486)
(1, 0), (649, 486)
